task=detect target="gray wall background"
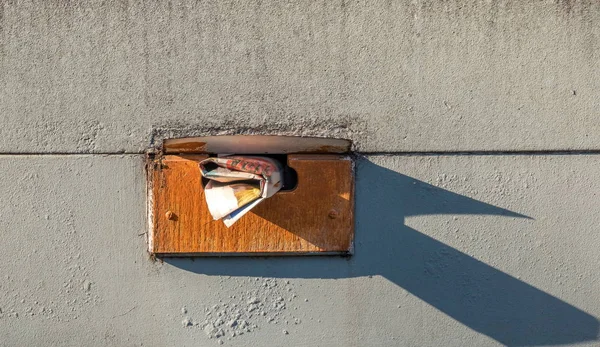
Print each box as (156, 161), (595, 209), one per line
(1, 1), (599, 346)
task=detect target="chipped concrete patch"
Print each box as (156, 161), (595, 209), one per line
(178, 278), (308, 344)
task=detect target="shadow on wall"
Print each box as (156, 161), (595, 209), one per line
(166, 158), (599, 346)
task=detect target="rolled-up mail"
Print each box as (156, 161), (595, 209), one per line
(199, 156), (283, 227)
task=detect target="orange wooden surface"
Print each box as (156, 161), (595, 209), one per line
(149, 154), (354, 255)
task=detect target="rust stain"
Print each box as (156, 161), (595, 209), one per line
(164, 141), (207, 153)
(294, 144), (350, 154)
(318, 145), (348, 153)
(162, 136), (351, 154)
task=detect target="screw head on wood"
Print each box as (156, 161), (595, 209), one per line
(165, 211), (176, 220)
(328, 209), (338, 219)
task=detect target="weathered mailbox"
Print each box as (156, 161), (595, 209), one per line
(147, 135), (355, 256)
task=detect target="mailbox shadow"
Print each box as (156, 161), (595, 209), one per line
(166, 158), (599, 346)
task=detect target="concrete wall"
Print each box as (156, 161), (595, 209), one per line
(1, 1), (599, 346)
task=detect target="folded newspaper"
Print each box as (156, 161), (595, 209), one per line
(199, 156), (283, 227)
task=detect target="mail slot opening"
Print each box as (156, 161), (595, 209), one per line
(200, 154), (298, 192)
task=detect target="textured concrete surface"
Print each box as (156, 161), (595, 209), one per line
(2, 1), (600, 345)
(0, 154), (599, 346)
(1, 0), (599, 153)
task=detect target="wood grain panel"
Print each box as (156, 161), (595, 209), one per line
(149, 154), (354, 255)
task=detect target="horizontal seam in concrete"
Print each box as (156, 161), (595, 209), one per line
(1, 150), (600, 157)
(0, 152), (144, 156)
